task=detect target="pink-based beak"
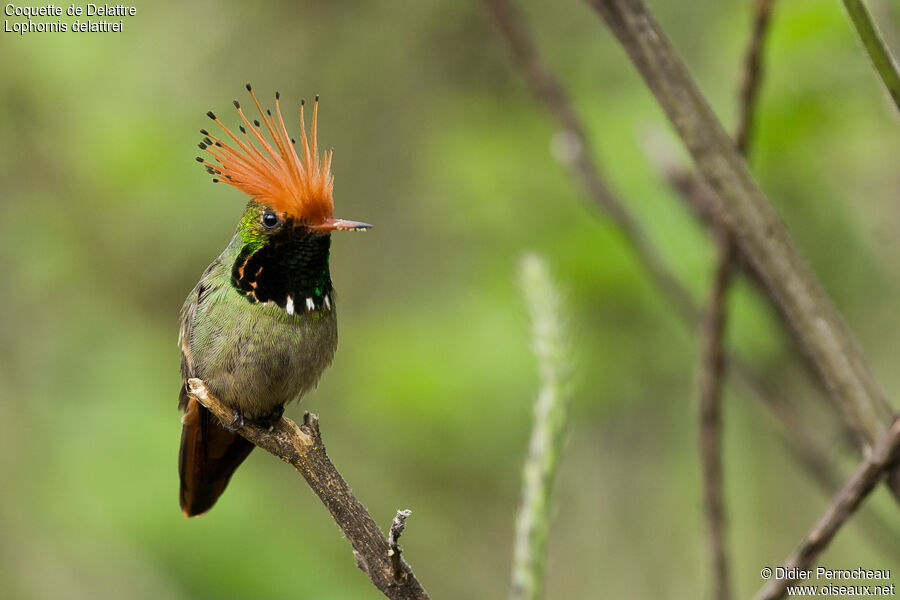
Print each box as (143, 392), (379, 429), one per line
(310, 218), (373, 232)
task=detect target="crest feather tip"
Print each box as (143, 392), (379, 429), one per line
(196, 88), (335, 224)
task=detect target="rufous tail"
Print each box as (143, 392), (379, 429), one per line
(178, 394), (254, 517)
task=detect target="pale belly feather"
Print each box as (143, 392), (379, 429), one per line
(183, 274), (338, 417)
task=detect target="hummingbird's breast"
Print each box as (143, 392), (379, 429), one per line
(227, 303), (338, 416)
(182, 266), (338, 418)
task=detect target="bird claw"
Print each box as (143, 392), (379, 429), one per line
(255, 405), (284, 431)
(224, 406), (283, 432)
(225, 409), (245, 433)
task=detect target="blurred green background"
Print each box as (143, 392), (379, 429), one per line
(2, 0), (900, 598)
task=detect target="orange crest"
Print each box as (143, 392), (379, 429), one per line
(197, 85), (334, 225)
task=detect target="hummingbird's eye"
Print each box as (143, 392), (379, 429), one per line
(261, 210), (281, 229)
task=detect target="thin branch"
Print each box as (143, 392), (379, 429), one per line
(587, 0), (897, 476)
(697, 6), (777, 595)
(698, 233), (734, 600)
(510, 254), (572, 600)
(841, 0), (900, 115)
(186, 379), (431, 600)
(754, 416), (900, 600)
(735, 0), (776, 155)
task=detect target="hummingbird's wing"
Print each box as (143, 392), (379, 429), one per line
(178, 261), (220, 385)
(177, 260), (254, 517)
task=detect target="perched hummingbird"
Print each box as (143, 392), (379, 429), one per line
(178, 86), (370, 517)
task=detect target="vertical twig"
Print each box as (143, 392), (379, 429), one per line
(841, 0), (900, 114)
(698, 232), (734, 600)
(698, 4), (776, 598)
(754, 417), (900, 600)
(735, 0), (776, 155)
(510, 254), (571, 600)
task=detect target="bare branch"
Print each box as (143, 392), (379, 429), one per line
(510, 254), (572, 600)
(697, 6), (777, 594)
(186, 379), (431, 600)
(698, 233), (734, 600)
(586, 0), (897, 471)
(841, 0), (900, 115)
(754, 416), (900, 600)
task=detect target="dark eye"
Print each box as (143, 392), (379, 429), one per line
(261, 210), (281, 229)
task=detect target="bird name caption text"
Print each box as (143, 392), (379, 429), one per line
(4, 4), (136, 34)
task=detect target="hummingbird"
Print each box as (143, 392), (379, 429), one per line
(177, 85), (370, 517)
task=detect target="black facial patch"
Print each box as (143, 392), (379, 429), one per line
(231, 221), (332, 310)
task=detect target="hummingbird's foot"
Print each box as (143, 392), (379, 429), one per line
(253, 405), (285, 431)
(225, 409), (245, 433)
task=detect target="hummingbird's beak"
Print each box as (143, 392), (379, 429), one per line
(310, 218), (373, 232)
